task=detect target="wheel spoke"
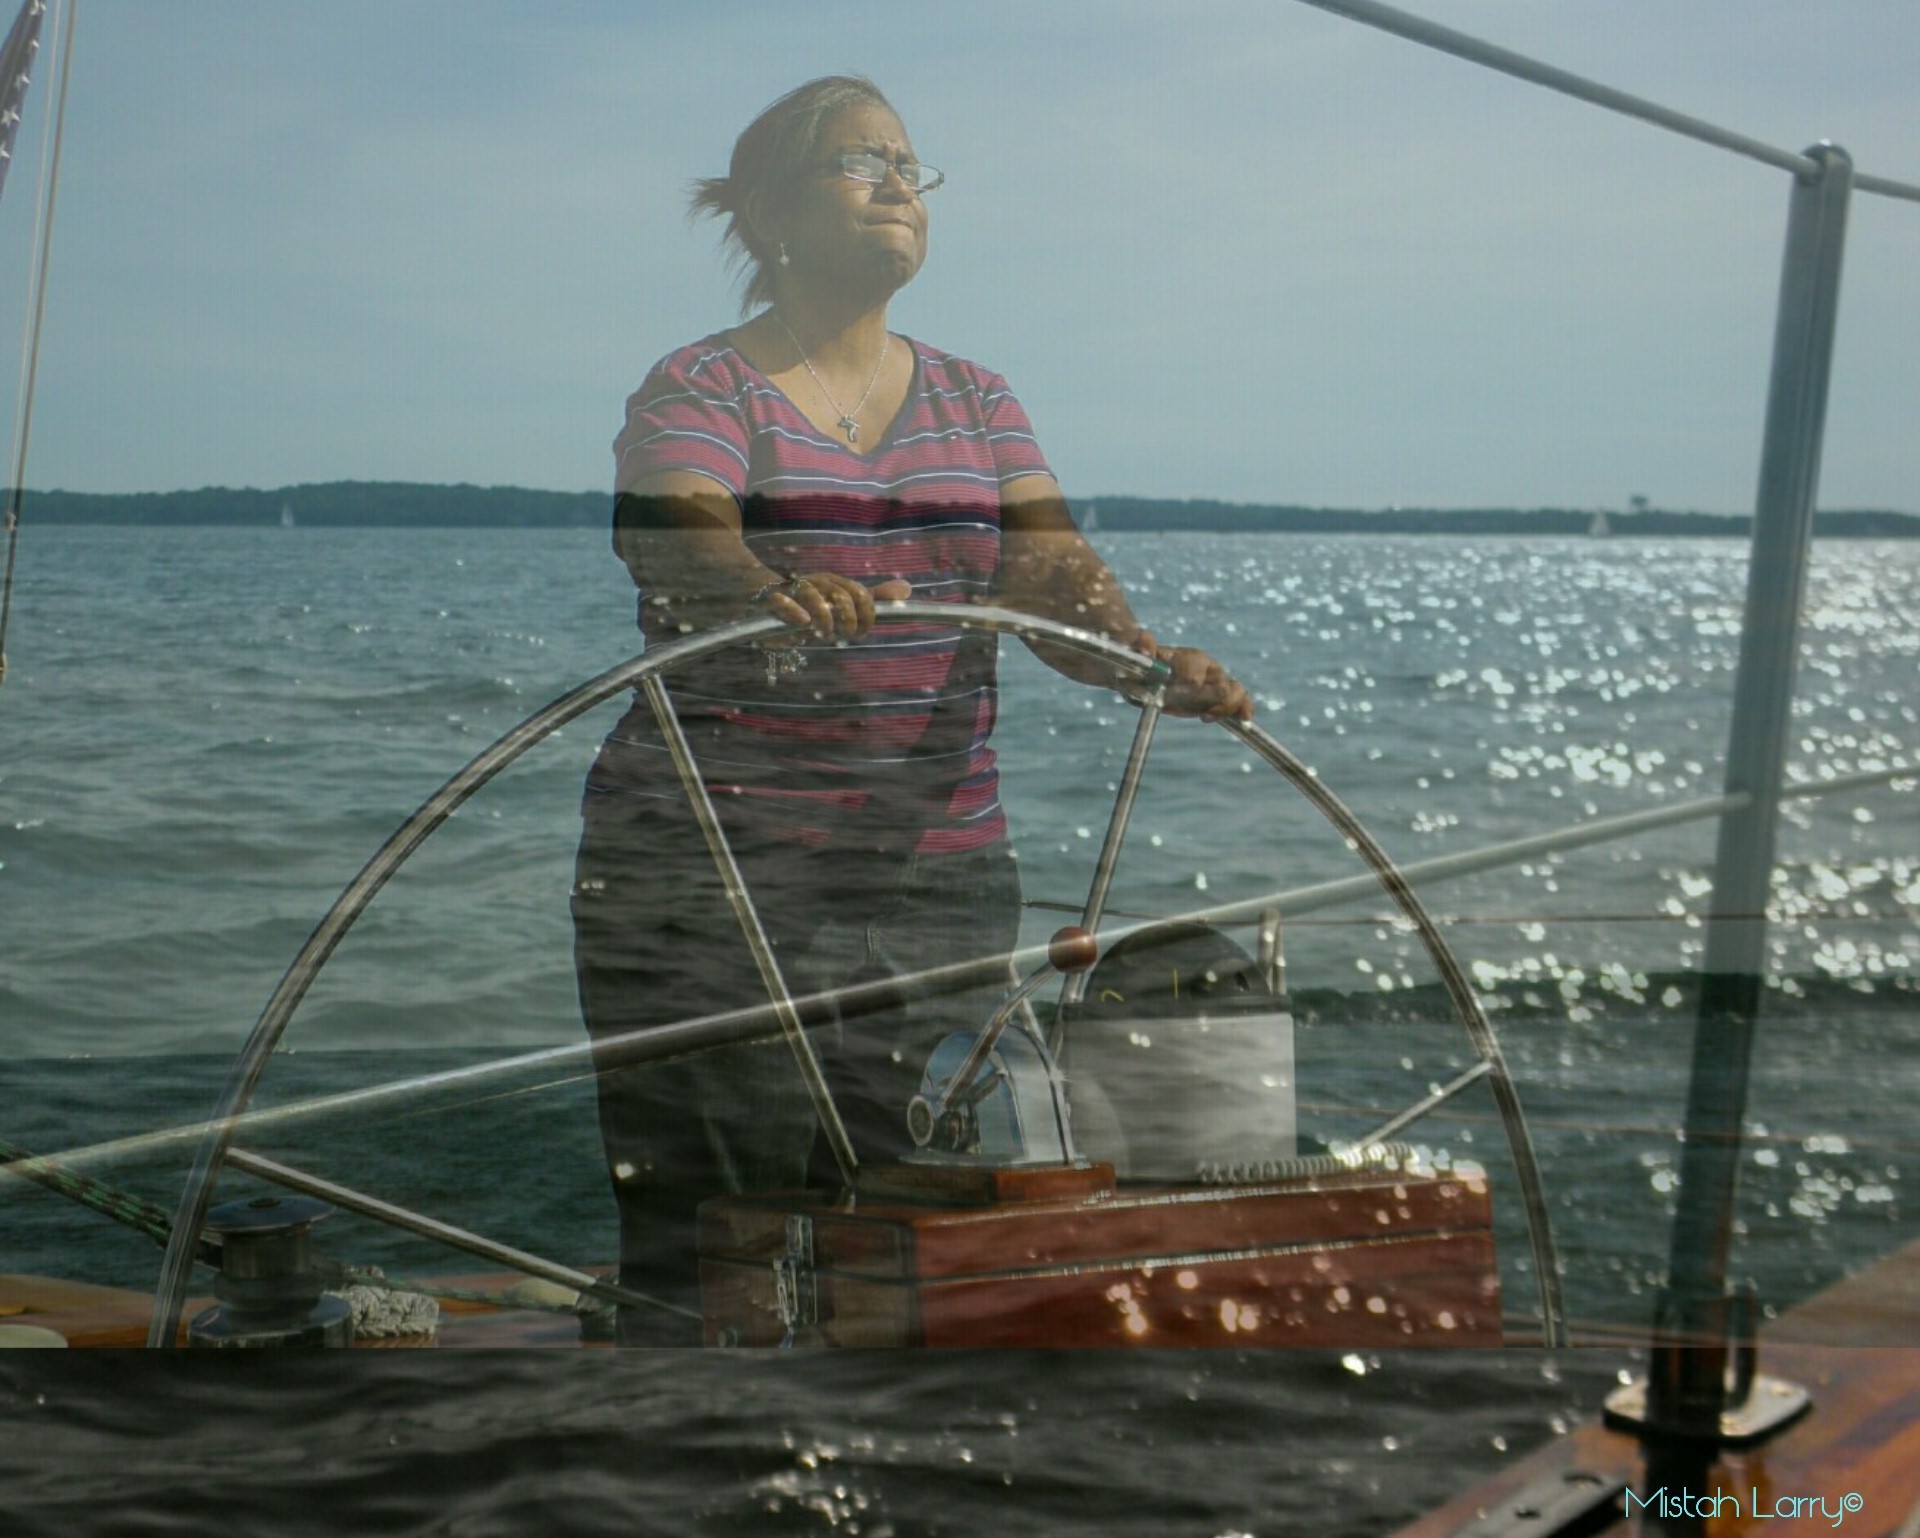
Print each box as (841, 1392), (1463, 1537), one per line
(145, 602), (1561, 1348)
(641, 675), (860, 1186)
(224, 1148), (698, 1320)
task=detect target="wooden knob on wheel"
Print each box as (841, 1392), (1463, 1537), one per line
(1048, 925), (1099, 974)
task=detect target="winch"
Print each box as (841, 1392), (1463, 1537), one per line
(903, 925), (1096, 1164)
(187, 1193), (353, 1348)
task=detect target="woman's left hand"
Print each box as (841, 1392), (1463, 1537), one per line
(1132, 630), (1254, 722)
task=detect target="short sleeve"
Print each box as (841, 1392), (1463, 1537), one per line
(978, 372), (1053, 486)
(611, 344), (752, 502)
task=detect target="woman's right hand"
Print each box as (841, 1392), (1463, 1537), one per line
(763, 573), (912, 640)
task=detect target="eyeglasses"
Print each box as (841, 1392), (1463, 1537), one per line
(823, 152), (945, 195)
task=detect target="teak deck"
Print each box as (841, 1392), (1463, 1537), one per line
(1386, 1240), (1920, 1538)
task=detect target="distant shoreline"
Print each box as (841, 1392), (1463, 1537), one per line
(14, 483), (1920, 537)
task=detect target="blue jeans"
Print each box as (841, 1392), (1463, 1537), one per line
(572, 792), (1022, 1343)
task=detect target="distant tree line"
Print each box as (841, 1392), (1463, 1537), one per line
(1073, 496), (1920, 539)
(17, 482), (609, 527)
(12, 483), (1918, 537)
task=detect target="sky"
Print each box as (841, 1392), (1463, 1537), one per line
(1, 0), (1916, 513)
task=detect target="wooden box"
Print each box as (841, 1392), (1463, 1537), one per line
(698, 1161), (1501, 1348)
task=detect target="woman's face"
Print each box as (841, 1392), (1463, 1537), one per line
(775, 103), (929, 296)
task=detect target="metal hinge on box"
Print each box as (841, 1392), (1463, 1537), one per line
(774, 1213), (818, 1343)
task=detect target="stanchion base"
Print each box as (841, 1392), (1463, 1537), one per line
(1602, 1372), (1811, 1447)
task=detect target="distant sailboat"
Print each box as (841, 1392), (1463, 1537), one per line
(1081, 501), (1099, 533)
(280, 502), (296, 529)
(1588, 509), (1610, 537)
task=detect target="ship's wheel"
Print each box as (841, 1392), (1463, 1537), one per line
(150, 603), (1564, 1345)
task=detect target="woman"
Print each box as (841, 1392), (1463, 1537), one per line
(574, 76), (1249, 1343)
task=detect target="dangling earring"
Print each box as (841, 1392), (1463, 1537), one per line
(777, 241), (790, 267)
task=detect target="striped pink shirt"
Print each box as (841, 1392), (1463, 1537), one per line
(587, 334), (1053, 854)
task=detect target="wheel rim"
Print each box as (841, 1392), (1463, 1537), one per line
(150, 602), (1563, 1345)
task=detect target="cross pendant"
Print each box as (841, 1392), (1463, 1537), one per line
(839, 417), (860, 444)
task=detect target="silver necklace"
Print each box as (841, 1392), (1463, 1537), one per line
(771, 313), (890, 445)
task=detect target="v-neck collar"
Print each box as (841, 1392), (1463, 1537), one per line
(720, 331), (921, 461)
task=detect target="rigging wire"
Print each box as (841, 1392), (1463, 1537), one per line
(12, 776), (1910, 1189)
(1293, 0), (1920, 203)
(0, 0), (74, 694)
(0, 0), (1907, 1349)
(1023, 900), (1920, 928)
